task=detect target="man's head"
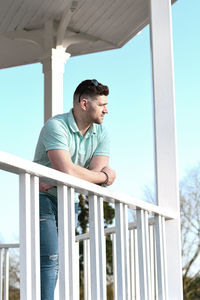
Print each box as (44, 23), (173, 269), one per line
(73, 79), (109, 124)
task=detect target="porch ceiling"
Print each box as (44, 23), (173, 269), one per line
(0, 0), (176, 69)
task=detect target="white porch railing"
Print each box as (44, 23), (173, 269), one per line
(0, 243), (19, 300)
(0, 151), (180, 300)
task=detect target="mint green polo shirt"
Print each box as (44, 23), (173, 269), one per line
(34, 109), (110, 197)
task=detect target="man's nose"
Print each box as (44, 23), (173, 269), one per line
(103, 106), (108, 114)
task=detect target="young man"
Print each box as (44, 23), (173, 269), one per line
(34, 79), (116, 299)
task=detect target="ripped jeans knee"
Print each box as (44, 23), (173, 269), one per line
(40, 253), (59, 278)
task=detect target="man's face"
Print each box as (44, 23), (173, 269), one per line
(86, 95), (108, 124)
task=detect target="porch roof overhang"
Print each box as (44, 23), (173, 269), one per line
(0, 0), (177, 70)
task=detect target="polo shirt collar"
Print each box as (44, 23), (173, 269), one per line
(68, 109), (97, 137)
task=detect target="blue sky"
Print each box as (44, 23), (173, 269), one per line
(0, 0), (200, 242)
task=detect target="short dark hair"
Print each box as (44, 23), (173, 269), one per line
(73, 79), (109, 103)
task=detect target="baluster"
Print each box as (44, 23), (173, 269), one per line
(75, 241), (80, 299)
(84, 239), (91, 300)
(0, 248), (3, 300)
(4, 248), (9, 300)
(115, 202), (130, 300)
(88, 194), (100, 300)
(57, 185), (76, 300)
(97, 196), (106, 300)
(129, 230), (135, 299)
(30, 175), (41, 300)
(134, 229), (140, 299)
(4, 249), (9, 300)
(149, 224), (156, 300)
(136, 208), (151, 300)
(112, 233), (117, 300)
(19, 173), (32, 300)
(154, 215), (168, 300)
(124, 205), (130, 300)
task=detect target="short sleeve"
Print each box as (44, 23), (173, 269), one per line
(41, 119), (69, 151)
(93, 126), (110, 157)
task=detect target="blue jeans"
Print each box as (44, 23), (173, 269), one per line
(39, 193), (78, 300)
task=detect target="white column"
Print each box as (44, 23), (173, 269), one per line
(149, 0), (183, 298)
(41, 47), (70, 123)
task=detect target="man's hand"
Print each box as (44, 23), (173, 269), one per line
(39, 182), (55, 193)
(101, 166), (116, 186)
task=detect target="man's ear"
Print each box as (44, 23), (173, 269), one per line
(80, 98), (88, 111)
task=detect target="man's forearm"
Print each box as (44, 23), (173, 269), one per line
(65, 163), (108, 185)
(47, 149), (115, 186)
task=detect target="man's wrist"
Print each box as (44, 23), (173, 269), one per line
(101, 170), (109, 185)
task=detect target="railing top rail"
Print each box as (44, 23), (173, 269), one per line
(0, 151), (176, 219)
(0, 243), (20, 249)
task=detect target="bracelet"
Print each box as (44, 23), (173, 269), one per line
(101, 171), (109, 185)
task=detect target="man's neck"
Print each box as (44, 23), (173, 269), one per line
(72, 109), (92, 136)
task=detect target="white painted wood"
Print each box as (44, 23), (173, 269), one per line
(0, 244), (19, 249)
(123, 205), (131, 300)
(88, 194), (100, 300)
(134, 229), (140, 299)
(19, 173), (32, 300)
(149, 225), (156, 300)
(97, 196), (106, 300)
(30, 175), (41, 300)
(6, 0), (33, 32)
(0, 249), (3, 300)
(57, 184), (69, 300)
(74, 241), (80, 300)
(4, 248), (9, 300)
(57, 185), (76, 300)
(115, 202), (126, 300)
(129, 228), (140, 300)
(41, 47), (70, 122)
(112, 233), (117, 300)
(144, 211), (151, 298)
(84, 239), (91, 300)
(149, 0), (183, 297)
(0, 150), (176, 220)
(0, 0), (14, 23)
(87, 239), (90, 299)
(0, 152), (181, 300)
(83, 240), (88, 300)
(56, 5), (73, 47)
(0, 0), (178, 69)
(0, 0), (23, 31)
(67, 186), (77, 300)
(161, 217), (168, 299)
(136, 209), (151, 300)
(154, 215), (168, 300)
(29, 0), (55, 25)
(129, 230), (135, 300)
